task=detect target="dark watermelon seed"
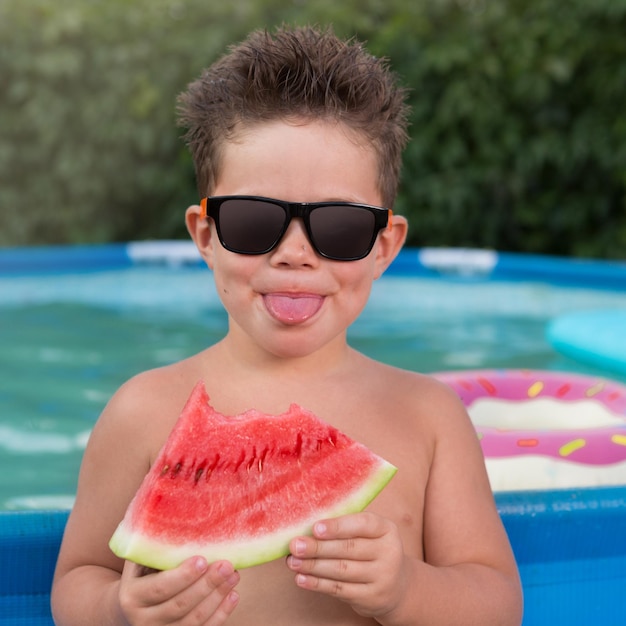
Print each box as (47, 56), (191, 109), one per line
(294, 433), (303, 456)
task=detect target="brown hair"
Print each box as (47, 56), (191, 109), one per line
(177, 25), (410, 208)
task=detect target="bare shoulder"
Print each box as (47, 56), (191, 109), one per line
(106, 356), (201, 415)
(97, 353), (208, 443)
(379, 362), (483, 463)
(337, 357), (475, 484)
(357, 357), (468, 430)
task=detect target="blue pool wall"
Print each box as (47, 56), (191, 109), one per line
(2, 488), (625, 626)
(2, 241), (626, 290)
(2, 242), (626, 624)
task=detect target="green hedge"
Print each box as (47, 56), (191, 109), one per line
(381, 0), (626, 258)
(1, 0), (625, 258)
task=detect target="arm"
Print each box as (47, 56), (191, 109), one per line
(286, 382), (523, 625)
(51, 373), (240, 626)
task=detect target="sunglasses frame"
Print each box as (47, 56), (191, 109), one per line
(200, 195), (392, 261)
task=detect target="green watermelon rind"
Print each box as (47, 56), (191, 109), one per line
(109, 458), (396, 571)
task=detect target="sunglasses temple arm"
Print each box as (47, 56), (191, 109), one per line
(200, 197), (208, 219)
(387, 209), (393, 231)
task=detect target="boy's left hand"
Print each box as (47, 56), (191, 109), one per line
(287, 512), (407, 619)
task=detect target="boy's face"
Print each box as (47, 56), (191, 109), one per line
(187, 119), (406, 361)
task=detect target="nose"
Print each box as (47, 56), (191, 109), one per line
(269, 218), (318, 266)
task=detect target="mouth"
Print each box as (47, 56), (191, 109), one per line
(263, 293), (324, 325)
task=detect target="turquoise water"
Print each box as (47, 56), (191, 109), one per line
(2, 264), (626, 510)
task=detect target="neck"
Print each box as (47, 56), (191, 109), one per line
(231, 337), (352, 374)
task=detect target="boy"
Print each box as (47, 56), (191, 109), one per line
(52, 25), (522, 625)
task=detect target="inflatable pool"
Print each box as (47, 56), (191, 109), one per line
(0, 510), (66, 626)
(547, 309), (626, 376)
(3, 491), (625, 626)
(435, 369), (626, 492)
(3, 244), (626, 625)
(8, 369), (626, 625)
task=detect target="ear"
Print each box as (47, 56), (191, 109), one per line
(372, 214), (408, 279)
(185, 204), (216, 270)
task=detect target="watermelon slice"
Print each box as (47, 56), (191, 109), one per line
(109, 381), (396, 570)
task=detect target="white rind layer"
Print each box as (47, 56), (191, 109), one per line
(109, 459), (397, 570)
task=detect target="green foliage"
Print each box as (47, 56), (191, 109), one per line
(382, 0), (626, 258)
(0, 0), (256, 244)
(1, 0), (625, 258)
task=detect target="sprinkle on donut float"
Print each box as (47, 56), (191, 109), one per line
(434, 369), (626, 492)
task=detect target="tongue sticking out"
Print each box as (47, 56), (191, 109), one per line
(264, 294), (324, 324)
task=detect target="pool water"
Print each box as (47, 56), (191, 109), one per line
(2, 264), (626, 510)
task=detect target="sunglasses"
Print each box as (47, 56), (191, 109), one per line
(200, 195), (392, 261)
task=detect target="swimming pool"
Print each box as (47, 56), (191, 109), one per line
(3, 242), (626, 626)
(1, 243), (626, 511)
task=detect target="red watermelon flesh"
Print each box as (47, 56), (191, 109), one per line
(109, 381), (397, 570)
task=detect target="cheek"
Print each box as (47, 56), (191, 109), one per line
(212, 271), (250, 326)
(211, 254), (258, 305)
(343, 257), (378, 290)
(213, 263), (240, 300)
(336, 265), (375, 312)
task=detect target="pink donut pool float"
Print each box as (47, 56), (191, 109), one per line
(434, 369), (626, 492)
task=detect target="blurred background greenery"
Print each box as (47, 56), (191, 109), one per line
(1, 0), (625, 258)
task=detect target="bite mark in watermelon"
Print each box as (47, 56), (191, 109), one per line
(109, 381), (397, 570)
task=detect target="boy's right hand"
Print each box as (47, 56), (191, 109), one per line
(118, 556), (240, 625)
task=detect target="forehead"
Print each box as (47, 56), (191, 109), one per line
(214, 119), (382, 205)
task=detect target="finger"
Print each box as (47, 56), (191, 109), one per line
(121, 558), (239, 623)
(293, 569), (365, 602)
(203, 560), (240, 591)
(288, 532), (373, 586)
(195, 586), (240, 626)
(288, 550), (371, 584)
(121, 556), (211, 606)
(168, 561), (240, 619)
(291, 534), (373, 562)
(313, 512), (388, 540)
(159, 562), (239, 625)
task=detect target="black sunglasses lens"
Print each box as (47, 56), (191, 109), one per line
(218, 199), (286, 253)
(309, 205), (377, 260)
